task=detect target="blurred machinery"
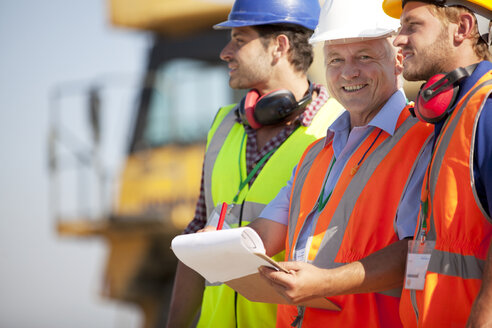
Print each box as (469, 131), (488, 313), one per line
(49, 1), (238, 327)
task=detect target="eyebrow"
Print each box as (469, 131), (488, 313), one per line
(401, 13), (423, 24)
(325, 48), (374, 57)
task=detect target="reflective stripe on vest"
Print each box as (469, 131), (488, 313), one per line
(280, 109), (433, 327)
(402, 71), (492, 328)
(199, 99), (344, 328)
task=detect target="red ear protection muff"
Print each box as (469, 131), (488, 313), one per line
(413, 65), (477, 123)
(241, 89), (262, 129)
(237, 83), (313, 129)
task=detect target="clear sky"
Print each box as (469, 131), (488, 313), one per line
(0, 0), (150, 326)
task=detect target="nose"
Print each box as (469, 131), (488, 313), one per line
(340, 63), (360, 80)
(393, 31), (406, 48)
(220, 41), (233, 62)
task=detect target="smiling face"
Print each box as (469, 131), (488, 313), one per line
(219, 26), (274, 90)
(393, 2), (455, 81)
(324, 38), (402, 127)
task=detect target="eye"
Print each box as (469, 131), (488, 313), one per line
(403, 21), (420, 32)
(327, 58), (343, 65)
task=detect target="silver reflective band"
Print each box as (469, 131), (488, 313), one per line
(474, 14), (491, 45)
(488, 20), (492, 45)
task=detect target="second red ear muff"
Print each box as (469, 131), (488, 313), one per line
(415, 73), (459, 123)
(414, 65), (477, 123)
(242, 89), (262, 129)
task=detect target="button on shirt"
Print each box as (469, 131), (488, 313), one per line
(260, 89), (432, 261)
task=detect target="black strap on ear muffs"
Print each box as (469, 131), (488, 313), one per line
(237, 82), (313, 129)
(413, 64), (477, 123)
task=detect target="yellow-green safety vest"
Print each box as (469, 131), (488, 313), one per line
(198, 98), (344, 328)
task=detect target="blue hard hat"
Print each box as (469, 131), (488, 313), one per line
(214, 0), (321, 31)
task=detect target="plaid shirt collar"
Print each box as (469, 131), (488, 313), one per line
(237, 83), (328, 182)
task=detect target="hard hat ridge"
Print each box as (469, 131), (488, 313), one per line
(310, 0), (401, 44)
(382, 0), (492, 44)
(213, 0), (321, 31)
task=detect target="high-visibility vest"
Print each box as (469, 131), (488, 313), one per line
(400, 69), (492, 327)
(276, 108), (433, 328)
(198, 99), (344, 328)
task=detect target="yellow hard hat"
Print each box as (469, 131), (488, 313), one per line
(382, 0), (492, 43)
(383, 0), (492, 18)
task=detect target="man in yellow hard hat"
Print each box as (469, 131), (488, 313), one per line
(382, 0), (492, 326)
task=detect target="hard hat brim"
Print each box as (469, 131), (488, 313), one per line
(213, 18), (318, 30)
(213, 19), (315, 30)
(309, 29), (397, 44)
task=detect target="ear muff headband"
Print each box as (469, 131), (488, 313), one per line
(414, 65), (477, 123)
(237, 83), (314, 129)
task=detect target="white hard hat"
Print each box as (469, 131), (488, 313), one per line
(310, 0), (401, 44)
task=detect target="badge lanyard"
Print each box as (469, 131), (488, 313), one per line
(316, 157), (336, 212)
(316, 128), (383, 213)
(418, 119), (448, 243)
(405, 125), (447, 290)
(232, 132), (278, 204)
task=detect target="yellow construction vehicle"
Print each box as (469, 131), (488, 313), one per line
(49, 1), (240, 327)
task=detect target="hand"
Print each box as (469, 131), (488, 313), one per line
(258, 261), (329, 304)
(196, 226), (217, 233)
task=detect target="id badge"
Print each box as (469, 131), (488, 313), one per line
(205, 203), (236, 229)
(404, 239), (435, 290)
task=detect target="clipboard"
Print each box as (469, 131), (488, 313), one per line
(171, 227), (341, 311)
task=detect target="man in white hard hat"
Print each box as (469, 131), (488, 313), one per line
(382, 0), (492, 326)
(165, 0), (345, 327)
(249, 0), (434, 326)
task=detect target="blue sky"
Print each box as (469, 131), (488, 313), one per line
(0, 1), (150, 326)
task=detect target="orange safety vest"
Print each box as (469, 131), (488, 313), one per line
(400, 70), (492, 327)
(277, 109), (433, 327)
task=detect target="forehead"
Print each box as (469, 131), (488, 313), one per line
(230, 26), (259, 38)
(324, 38), (390, 56)
(401, 2), (437, 22)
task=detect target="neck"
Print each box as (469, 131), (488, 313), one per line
(445, 44), (482, 71)
(258, 71), (310, 101)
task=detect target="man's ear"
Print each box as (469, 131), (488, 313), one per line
(454, 12), (476, 44)
(395, 48), (404, 76)
(272, 34), (290, 61)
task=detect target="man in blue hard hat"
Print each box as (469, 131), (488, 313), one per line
(165, 0), (344, 327)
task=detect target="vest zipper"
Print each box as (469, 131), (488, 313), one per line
(234, 201), (245, 328)
(291, 306), (305, 327)
(410, 289), (419, 322)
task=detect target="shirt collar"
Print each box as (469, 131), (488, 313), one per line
(300, 83), (329, 127)
(325, 89), (407, 145)
(458, 61), (492, 101)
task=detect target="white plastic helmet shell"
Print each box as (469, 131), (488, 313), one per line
(310, 0), (401, 44)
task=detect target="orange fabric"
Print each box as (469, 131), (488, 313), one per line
(277, 293), (401, 327)
(286, 139), (333, 261)
(400, 71), (492, 327)
(400, 274), (483, 327)
(281, 109), (433, 327)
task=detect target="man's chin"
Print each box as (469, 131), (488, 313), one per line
(403, 69), (430, 82)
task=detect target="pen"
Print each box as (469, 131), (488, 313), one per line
(217, 202), (227, 230)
